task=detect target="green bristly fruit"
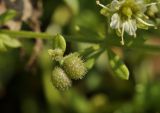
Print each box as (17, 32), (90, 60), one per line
(51, 67), (72, 91)
(63, 53), (87, 80)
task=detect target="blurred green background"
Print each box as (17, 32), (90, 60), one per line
(0, 0), (160, 113)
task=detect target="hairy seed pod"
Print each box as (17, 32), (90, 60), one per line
(51, 67), (72, 91)
(63, 54), (87, 80)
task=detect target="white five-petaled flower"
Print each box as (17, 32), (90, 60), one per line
(96, 0), (159, 45)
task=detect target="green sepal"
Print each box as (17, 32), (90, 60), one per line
(100, 8), (110, 17)
(53, 34), (66, 53)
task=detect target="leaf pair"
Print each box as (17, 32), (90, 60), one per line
(0, 34), (21, 52)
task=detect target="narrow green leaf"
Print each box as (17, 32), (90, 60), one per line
(53, 34), (66, 52)
(79, 46), (100, 58)
(0, 39), (7, 52)
(0, 10), (17, 25)
(85, 50), (104, 69)
(107, 49), (129, 80)
(85, 58), (96, 70)
(77, 46), (102, 69)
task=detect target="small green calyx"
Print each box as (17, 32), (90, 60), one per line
(48, 48), (64, 61)
(63, 53), (87, 80)
(51, 67), (72, 91)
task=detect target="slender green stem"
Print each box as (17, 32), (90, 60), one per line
(1, 29), (160, 53)
(0, 29), (103, 43)
(0, 29), (53, 39)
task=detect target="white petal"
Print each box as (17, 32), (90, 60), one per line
(123, 20), (137, 36)
(110, 13), (121, 29)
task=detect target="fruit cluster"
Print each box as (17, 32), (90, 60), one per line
(48, 35), (87, 91)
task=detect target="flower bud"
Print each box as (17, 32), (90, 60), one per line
(147, 5), (159, 17)
(63, 54), (87, 80)
(122, 7), (132, 18)
(51, 67), (72, 91)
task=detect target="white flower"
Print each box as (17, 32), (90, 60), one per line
(96, 0), (159, 45)
(123, 19), (137, 37)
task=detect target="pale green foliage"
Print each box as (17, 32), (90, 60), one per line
(0, 34), (21, 52)
(64, 0), (79, 15)
(0, 10), (17, 25)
